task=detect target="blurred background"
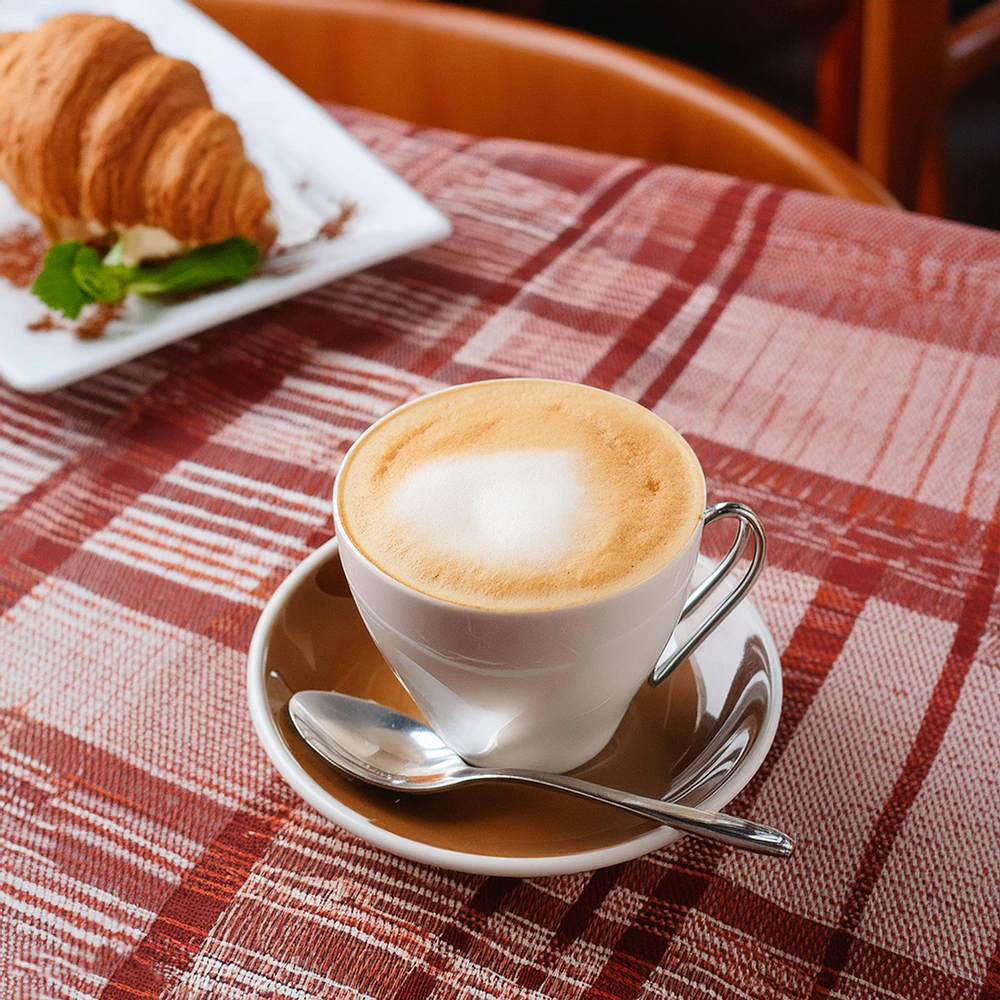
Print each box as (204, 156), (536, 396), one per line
(443, 0), (1000, 229)
(202, 0), (998, 227)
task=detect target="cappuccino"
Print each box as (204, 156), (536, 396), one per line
(336, 379), (703, 611)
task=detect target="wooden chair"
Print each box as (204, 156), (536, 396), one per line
(816, 0), (1000, 212)
(195, 0), (896, 205)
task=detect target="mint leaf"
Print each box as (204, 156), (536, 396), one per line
(72, 246), (131, 304)
(31, 242), (94, 319)
(30, 236), (261, 321)
(127, 237), (260, 296)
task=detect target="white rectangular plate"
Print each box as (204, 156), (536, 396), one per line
(0, 0), (451, 393)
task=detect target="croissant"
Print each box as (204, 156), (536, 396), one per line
(0, 14), (276, 261)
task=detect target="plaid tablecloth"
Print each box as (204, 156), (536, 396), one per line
(2, 104), (999, 1000)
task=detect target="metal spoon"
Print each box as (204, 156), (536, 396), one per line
(288, 691), (793, 857)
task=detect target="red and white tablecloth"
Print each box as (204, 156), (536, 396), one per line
(2, 105), (999, 1000)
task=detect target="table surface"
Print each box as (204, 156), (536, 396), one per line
(2, 105), (999, 1000)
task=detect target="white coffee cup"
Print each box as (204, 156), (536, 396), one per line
(332, 382), (765, 774)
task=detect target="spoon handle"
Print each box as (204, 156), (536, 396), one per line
(500, 770), (793, 857)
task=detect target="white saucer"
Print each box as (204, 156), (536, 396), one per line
(247, 539), (782, 876)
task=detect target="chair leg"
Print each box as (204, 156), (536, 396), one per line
(815, 0), (862, 156)
(916, 128), (948, 217)
(856, 0), (948, 210)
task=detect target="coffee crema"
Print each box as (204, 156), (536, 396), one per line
(336, 379), (704, 611)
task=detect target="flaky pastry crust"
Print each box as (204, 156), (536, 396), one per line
(0, 14), (276, 251)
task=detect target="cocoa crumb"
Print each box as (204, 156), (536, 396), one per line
(296, 178), (311, 192)
(261, 201), (357, 274)
(27, 313), (62, 331)
(320, 202), (355, 239)
(0, 224), (47, 288)
(73, 302), (123, 340)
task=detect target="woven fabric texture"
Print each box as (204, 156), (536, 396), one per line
(1, 106), (999, 1000)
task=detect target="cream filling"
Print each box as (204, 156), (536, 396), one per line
(49, 218), (189, 264)
(49, 212), (275, 265)
(116, 225), (189, 266)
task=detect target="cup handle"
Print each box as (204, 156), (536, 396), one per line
(648, 501), (767, 687)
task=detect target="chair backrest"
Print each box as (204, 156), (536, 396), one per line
(816, 0), (1000, 213)
(196, 0), (897, 205)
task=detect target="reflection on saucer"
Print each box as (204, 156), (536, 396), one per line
(250, 541), (781, 874)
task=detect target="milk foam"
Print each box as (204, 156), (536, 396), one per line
(389, 450), (583, 565)
(337, 379), (705, 611)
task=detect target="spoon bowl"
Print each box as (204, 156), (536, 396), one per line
(289, 690), (472, 791)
